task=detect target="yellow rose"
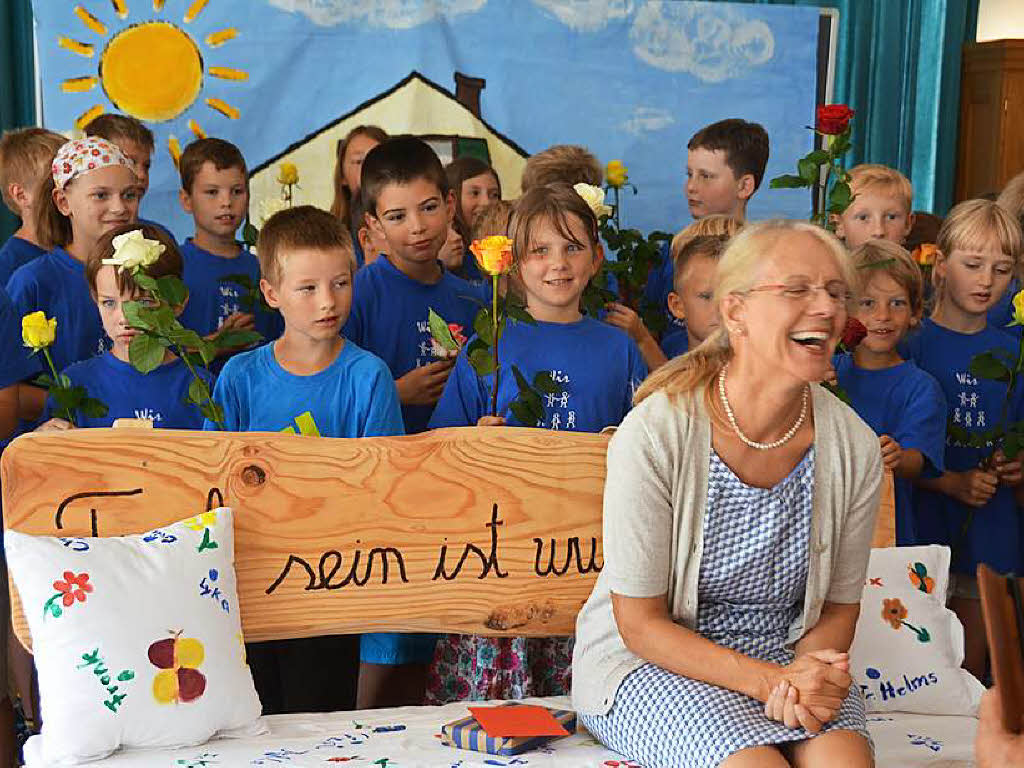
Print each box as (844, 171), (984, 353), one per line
(277, 162), (299, 186)
(470, 235), (514, 277)
(101, 229), (165, 273)
(1013, 289), (1024, 326)
(22, 311), (56, 352)
(606, 160), (628, 188)
(573, 183), (613, 219)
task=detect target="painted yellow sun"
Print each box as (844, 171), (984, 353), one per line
(59, 1), (247, 163)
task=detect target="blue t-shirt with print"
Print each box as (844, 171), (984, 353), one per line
(904, 318), (1024, 574)
(429, 316), (647, 432)
(833, 353), (947, 545)
(46, 353), (212, 429)
(0, 236), (45, 289)
(177, 239), (283, 344)
(343, 256), (488, 434)
(205, 340), (402, 437)
(7, 247), (105, 373)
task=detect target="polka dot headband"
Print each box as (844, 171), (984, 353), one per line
(51, 137), (134, 190)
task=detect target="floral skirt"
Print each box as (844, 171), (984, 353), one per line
(425, 634), (573, 705)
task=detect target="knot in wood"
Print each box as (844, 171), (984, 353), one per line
(241, 464), (267, 486)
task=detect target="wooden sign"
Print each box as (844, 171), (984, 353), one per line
(1, 427), (608, 647)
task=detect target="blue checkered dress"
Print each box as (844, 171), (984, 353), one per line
(580, 447), (869, 767)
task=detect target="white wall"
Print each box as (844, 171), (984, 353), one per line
(977, 0), (1024, 42)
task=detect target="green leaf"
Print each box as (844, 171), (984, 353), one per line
(213, 328), (262, 350)
(509, 399), (537, 427)
(519, 387), (545, 424)
(505, 303), (534, 325)
(241, 222), (259, 248)
(132, 273), (158, 293)
(33, 373), (54, 388)
(947, 423), (971, 444)
(769, 174), (809, 190)
(828, 181), (853, 213)
(511, 364), (531, 393)
(1005, 434), (1021, 459)
(468, 348), (497, 377)
(970, 352), (1013, 383)
(798, 157), (820, 185)
(805, 149), (830, 165)
(533, 371), (560, 394)
(473, 308), (495, 346)
(155, 275), (188, 306)
(200, 400), (225, 426)
(79, 397), (109, 419)
(188, 376), (211, 406)
(428, 308), (459, 351)
(165, 326), (205, 349)
(129, 334), (166, 374)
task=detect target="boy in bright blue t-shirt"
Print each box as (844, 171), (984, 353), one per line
(176, 138), (282, 361)
(37, 224), (212, 432)
(833, 240), (946, 544)
(205, 206), (405, 715)
(342, 137), (487, 435)
(0, 128), (66, 287)
(904, 200), (1024, 680)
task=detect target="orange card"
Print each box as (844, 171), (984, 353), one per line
(468, 704), (571, 738)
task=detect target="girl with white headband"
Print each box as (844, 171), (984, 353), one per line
(7, 136), (139, 421)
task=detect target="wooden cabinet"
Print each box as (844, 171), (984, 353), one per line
(956, 39), (1024, 201)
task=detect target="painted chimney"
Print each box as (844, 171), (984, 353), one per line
(454, 72), (486, 118)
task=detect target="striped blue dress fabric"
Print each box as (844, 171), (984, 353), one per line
(580, 447), (869, 767)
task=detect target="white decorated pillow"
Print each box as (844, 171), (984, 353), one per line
(849, 544), (984, 716)
(5, 507), (263, 765)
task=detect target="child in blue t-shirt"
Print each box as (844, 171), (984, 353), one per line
(175, 138), (281, 361)
(342, 137), (488, 436)
(904, 199), (1024, 680)
(7, 137), (141, 426)
(833, 240), (946, 544)
(426, 182), (647, 705)
(37, 224), (212, 431)
(0, 128), (67, 287)
(205, 206), (406, 714)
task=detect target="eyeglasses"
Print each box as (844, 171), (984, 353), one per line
(744, 280), (852, 307)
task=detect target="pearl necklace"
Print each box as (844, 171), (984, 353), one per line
(717, 364), (808, 450)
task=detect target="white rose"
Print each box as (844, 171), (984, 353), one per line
(573, 183), (613, 219)
(257, 197), (289, 228)
(102, 230), (165, 273)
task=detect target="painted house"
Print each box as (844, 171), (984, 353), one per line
(249, 71), (530, 220)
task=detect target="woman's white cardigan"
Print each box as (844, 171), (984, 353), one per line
(572, 384), (883, 716)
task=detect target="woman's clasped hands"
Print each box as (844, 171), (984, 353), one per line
(763, 649), (852, 733)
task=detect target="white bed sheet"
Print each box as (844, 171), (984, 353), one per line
(26, 697), (977, 767)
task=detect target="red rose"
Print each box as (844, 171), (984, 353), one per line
(841, 317), (867, 349)
(816, 104), (855, 135)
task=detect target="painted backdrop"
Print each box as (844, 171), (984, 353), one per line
(31, 0), (820, 239)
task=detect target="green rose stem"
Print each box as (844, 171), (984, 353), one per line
(490, 274), (500, 417)
(40, 346), (75, 425)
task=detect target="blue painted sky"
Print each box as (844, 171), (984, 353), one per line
(32, 0), (820, 238)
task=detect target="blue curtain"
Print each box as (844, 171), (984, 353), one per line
(0, 0), (36, 243)
(732, 0), (979, 215)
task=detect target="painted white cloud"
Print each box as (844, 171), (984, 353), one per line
(621, 106), (675, 136)
(530, 0), (634, 33)
(268, 0), (486, 29)
(629, 1), (775, 82)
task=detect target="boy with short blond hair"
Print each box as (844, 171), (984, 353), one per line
(177, 138), (280, 351)
(834, 163), (915, 249)
(834, 239), (946, 543)
(207, 205), (401, 714)
(520, 143), (602, 192)
(0, 127), (66, 285)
